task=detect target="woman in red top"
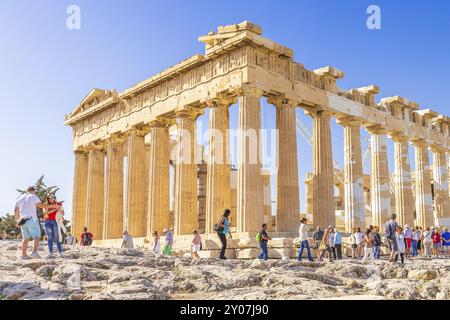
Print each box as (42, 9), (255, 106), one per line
(432, 229), (441, 257)
(43, 194), (64, 258)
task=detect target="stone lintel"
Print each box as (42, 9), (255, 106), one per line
(380, 95), (419, 110)
(313, 66), (345, 79)
(335, 115), (361, 126)
(414, 108), (439, 119)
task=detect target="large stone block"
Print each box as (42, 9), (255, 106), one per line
(268, 248), (294, 259)
(203, 237), (238, 250)
(237, 248), (259, 259)
(238, 238), (259, 249)
(268, 238), (293, 248)
(198, 249), (236, 259)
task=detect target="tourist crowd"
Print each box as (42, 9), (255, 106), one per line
(11, 186), (450, 263)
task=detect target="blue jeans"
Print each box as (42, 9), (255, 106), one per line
(258, 242), (268, 260)
(44, 220), (62, 254)
(374, 245), (381, 259)
(297, 240), (313, 261)
(411, 239), (418, 256)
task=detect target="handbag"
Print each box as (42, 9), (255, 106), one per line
(319, 240), (327, 251)
(17, 217), (30, 226)
(213, 217), (225, 232)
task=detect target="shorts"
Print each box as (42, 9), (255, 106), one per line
(192, 244), (201, 252)
(442, 246), (450, 252)
(417, 240), (422, 250)
(313, 241), (320, 249)
(21, 218), (41, 240)
(351, 244), (357, 249)
(388, 237), (398, 252)
(433, 243), (441, 249)
(406, 238), (412, 249)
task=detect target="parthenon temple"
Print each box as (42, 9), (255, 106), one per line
(65, 21), (450, 244)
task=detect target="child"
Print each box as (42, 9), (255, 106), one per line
(151, 231), (160, 254)
(192, 230), (202, 258)
(395, 226), (406, 265)
(372, 226), (383, 259)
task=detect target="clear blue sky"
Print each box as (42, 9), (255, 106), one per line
(1, 0), (449, 219)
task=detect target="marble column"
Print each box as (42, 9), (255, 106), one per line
(103, 138), (124, 239)
(311, 110), (335, 228)
(341, 119), (365, 232)
(72, 150), (88, 240)
(431, 146), (450, 227)
(174, 110), (198, 235)
(205, 99), (232, 234)
(85, 147), (105, 239)
(237, 88), (264, 233)
(125, 130), (147, 237)
(367, 127), (391, 228)
(270, 98), (300, 233)
(147, 121), (170, 237)
(392, 135), (415, 226)
(413, 140), (433, 228)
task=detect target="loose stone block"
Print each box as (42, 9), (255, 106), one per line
(237, 248), (259, 259)
(268, 238), (293, 248)
(238, 238), (259, 249)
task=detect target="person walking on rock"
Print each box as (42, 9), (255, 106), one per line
(362, 228), (375, 263)
(441, 227), (450, 258)
(162, 228), (173, 256)
(411, 226), (421, 257)
(312, 226), (324, 259)
(395, 226), (406, 265)
(355, 227), (364, 258)
(372, 226), (382, 259)
(192, 230), (202, 258)
(297, 217), (313, 261)
(332, 228), (342, 260)
(404, 224), (413, 258)
(385, 214), (398, 262)
(214, 209), (232, 260)
(423, 227), (433, 258)
(151, 231), (160, 254)
(43, 194), (65, 259)
(319, 226), (333, 262)
(121, 230), (134, 249)
(257, 223), (271, 261)
(350, 227), (358, 259)
(432, 227), (441, 257)
(14, 186), (60, 260)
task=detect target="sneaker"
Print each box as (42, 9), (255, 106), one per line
(30, 251), (41, 259)
(21, 255), (31, 260)
(45, 254), (55, 259)
(57, 253), (65, 258)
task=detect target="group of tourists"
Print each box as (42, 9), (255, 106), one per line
(13, 186), (450, 264)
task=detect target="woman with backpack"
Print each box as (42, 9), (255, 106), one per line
(214, 209), (232, 260)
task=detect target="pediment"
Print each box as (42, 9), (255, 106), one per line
(65, 88), (117, 123)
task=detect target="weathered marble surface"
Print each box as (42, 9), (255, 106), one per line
(0, 240), (449, 300)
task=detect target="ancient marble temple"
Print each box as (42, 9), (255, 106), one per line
(65, 21), (450, 241)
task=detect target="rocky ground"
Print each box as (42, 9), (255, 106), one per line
(0, 240), (449, 300)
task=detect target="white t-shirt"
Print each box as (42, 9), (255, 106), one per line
(298, 223), (308, 242)
(355, 232), (365, 244)
(15, 193), (40, 219)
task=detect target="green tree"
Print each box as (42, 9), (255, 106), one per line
(0, 213), (21, 239)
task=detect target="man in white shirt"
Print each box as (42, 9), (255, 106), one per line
(14, 186), (60, 260)
(297, 217), (313, 261)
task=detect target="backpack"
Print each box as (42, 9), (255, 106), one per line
(82, 232), (92, 245)
(255, 232), (262, 242)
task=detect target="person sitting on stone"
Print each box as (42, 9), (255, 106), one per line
(80, 227), (93, 246)
(121, 230), (134, 249)
(64, 232), (77, 246)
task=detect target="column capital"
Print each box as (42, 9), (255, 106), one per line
(366, 125), (387, 135)
(391, 133), (409, 143)
(411, 139), (428, 148)
(205, 95), (237, 108)
(430, 144), (446, 153)
(127, 127), (148, 137)
(305, 107), (332, 118)
(148, 117), (172, 128)
(74, 148), (88, 155)
(105, 133), (127, 145)
(231, 86), (264, 98)
(267, 96), (299, 108)
(85, 142), (106, 152)
(174, 106), (202, 120)
(335, 116), (361, 127)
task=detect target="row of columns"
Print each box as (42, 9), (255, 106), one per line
(72, 87), (450, 239)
